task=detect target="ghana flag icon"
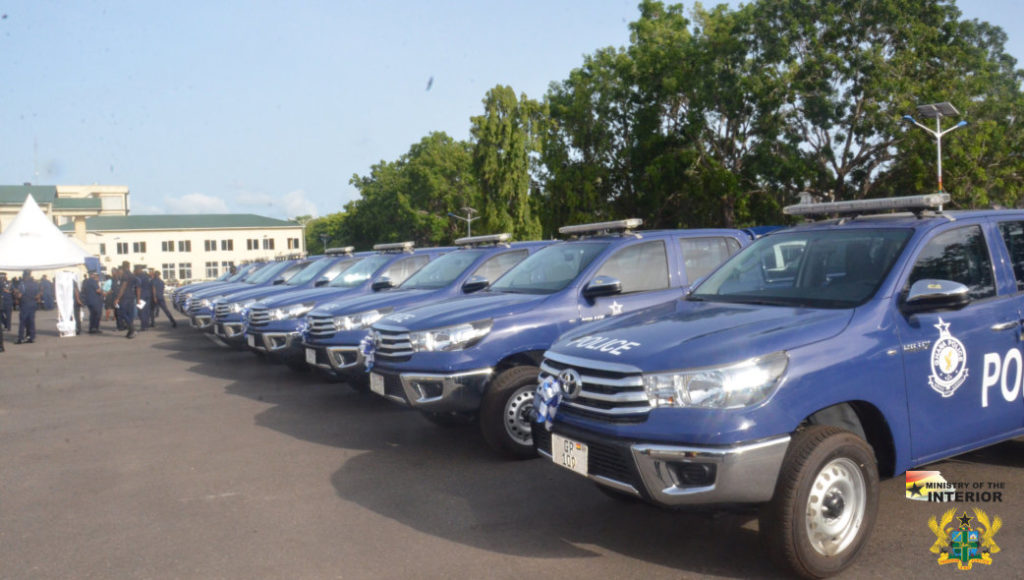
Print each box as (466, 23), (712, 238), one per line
(907, 470), (948, 501)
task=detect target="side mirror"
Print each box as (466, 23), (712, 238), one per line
(582, 275), (622, 300)
(902, 279), (970, 314)
(314, 277), (329, 287)
(372, 276), (394, 291)
(462, 275), (490, 294)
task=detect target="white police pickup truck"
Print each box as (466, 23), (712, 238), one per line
(533, 194), (1024, 578)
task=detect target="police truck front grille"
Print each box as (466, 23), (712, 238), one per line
(248, 306), (270, 327)
(214, 304), (231, 319)
(373, 327), (414, 361)
(540, 352), (651, 419)
(307, 315), (337, 339)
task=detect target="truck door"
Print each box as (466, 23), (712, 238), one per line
(577, 239), (680, 323)
(897, 224), (1024, 463)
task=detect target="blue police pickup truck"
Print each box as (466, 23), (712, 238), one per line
(244, 242), (450, 369)
(302, 234), (550, 387)
(212, 249), (363, 347)
(366, 220), (755, 457)
(187, 259), (309, 329)
(532, 194), (1024, 578)
(174, 262), (263, 312)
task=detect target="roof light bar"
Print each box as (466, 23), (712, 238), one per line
(783, 193), (950, 217)
(455, 233), (511, 246)
(558, 218), (643, 236)
(324, 246), (355, 256)
(373, 241), (415, 252)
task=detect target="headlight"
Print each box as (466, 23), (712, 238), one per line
(228, 300), (257, 314)
(643, 351), (788, 409)
(409, 320), (492, 352)
(195, 298), (212, 308)
(269, 301), (316, 321)
(333, 308), (393, 331)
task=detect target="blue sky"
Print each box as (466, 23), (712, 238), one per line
(1, 1), (1021, 220)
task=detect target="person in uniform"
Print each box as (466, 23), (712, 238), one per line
(81, 270), (104, 334)
(135, 265), (153, 331)
(15, 270), (42, 344)
(0, 272), (13, 331)
(106, 267), (121, 326)
(115, 263), (140, 338)
(149, 269), (177, 328)
(40, 275), (55, 310)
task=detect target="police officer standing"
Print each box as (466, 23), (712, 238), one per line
(81, 270), (104, 333)
(115, 263), (140, 338)
(149, 269), (177, 328)
(15, 270), (42, 344)
(136, 265), (153, 331)
(0, 272), (12, 332)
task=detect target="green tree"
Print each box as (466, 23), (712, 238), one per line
(470, 85), (545, 239)
(304, 211), (347, 254)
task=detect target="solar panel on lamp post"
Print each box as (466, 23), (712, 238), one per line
(902, 102), (968, 192)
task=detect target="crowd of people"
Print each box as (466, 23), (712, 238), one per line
(0, 260), (177, 353)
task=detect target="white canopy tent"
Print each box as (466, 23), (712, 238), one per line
(0, 194), (92, 270)
(0, 194), (93, 337)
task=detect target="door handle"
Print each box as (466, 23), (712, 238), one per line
(990, 320), (1019, 331)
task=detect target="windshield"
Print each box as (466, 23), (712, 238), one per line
(328, 254), (391, 288)
(285, 258), (336, 286)
(491, 242), (609, 294)
(231, 264), (260, 282)
(690, 228), (912, 308)
(401, 249), (485, 290)
(244, 261), (292, 285)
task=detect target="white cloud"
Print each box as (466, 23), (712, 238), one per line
(281, 190), (319, 218)
(131, 202), (165, 215)
(164, 193), (229, 214)
(234, 191), (276, 207)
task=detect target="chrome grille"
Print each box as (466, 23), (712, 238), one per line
(214, 303), (231, 319)
(248, 306), (270, 327)
(539, 351), (651, 418)
(307, 314), (338, 338)
(373, 326), (413, 361)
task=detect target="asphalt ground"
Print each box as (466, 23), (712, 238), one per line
(2, 310), (1023, 579)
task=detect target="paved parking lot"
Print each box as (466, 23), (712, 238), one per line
(2, 311), (1022, 578)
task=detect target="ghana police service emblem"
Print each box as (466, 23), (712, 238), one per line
(928, 318), (968, 398)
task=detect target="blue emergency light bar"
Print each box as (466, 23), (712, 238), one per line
(455, 233), (511, 246)
(783, 193), (950, 217)
(559, 218), (643, 236)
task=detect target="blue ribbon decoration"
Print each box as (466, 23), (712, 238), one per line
(359, 334), (375, 372)
(533, 376), (563, 431)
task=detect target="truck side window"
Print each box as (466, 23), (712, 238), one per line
(472, 250), (528, 283)
(679, 237), (741, 282)
(997, 221), (1024, 290)
(594, 240), (669, 293)
(907, 225), (995, 300)
(381, 256), (429, 286)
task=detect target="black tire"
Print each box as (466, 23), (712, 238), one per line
(421, 411), (476, 427)
(759, 426), (879, 579)
(479, 365), (541, 459)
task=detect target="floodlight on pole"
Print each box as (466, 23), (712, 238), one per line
(319, 233), (330, 250)
(902, 102), (968, 192)
(448, 207), (479, 237)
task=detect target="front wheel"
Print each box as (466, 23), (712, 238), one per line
(479, 365), (541, 459)
(759, 425), (879, 579)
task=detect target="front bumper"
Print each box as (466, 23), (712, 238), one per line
(368, 367), (493, 411)
(303, 343), (364, 374)
(246, 329), (302, 355)
(190, 314), (213, 329)
(214, 321), (246, 343)
(534, 424), (789, 506)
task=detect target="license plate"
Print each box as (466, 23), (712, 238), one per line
(551, 433), (588, 477)
(305, 348), (317, 365)
(369, 372), (385, 396)
(247, 335), (256, 348)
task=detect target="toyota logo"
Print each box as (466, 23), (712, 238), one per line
(558, 368), (583, 399)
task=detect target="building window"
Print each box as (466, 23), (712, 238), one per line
(287, 237), (300, 249)
(205, 261), (219, 278)
(162, 240), (175, 252)
(116, 242), (129, 255)
(99, 243), (106, 255)
(178, 263), (192, 280)
(161, 263), (175, 280)
(262, 238), (275, 250)
(204, 239), (216, 251)
(221, 260), (235, 272)
(133, 241), (147, 253)
(247, 238), (259, 250)
(221, 239), (233, 251)
(178, 240), (191, 252)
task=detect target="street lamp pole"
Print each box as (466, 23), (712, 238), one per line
(319, 233), (330, 251)
(903, 102), (968, 192)
(448, 207), (479, 237)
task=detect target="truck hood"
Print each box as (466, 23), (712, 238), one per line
(255, 286), (361, 308)
(309, 289), (437, 317)
(218, 284), (302, 304)
(375, 291), (547, 330)
(550, 300), (854, 370)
